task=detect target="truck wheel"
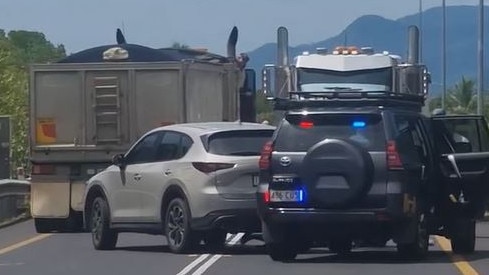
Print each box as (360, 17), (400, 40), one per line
(34, 218), (57, 233)
(90, 197), (118, 250)
(267, 242), (298, 262)
(451, 219), (476, 254)
(164, 198), (196, 254)
(397, 213), (429, 260)
(203, 229), (227, 251)
(63, 211), (85, 232)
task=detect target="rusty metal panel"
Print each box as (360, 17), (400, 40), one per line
(132, 68), (182, 139)
(185, 65), (224, 122)
(32, 71), (83, 146)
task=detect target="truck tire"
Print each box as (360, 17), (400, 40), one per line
(164, 198), (196, 254)
(451, 219), (476, 254)
(90, 197), (118, 250)
(64, 211), (85, 232)
(397, 213), (429, 260)
(34, 218), (57, 233)
(34, 212), (84, 233)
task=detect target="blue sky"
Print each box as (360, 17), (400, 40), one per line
(0, 0), (482, 55)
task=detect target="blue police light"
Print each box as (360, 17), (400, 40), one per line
(352, 121), (366, 128)
(299, 189), (304, 202)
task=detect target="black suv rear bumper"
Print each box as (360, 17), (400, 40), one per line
(259, 208), (387, 223)
(257, 193), (409, 225)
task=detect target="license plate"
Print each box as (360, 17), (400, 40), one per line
(270, 190), (302, 202)
(252, 175), (259, 187)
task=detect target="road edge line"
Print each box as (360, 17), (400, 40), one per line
(0, 234), (52, 256)
(434, 235), (479, 275)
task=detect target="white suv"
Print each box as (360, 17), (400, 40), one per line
(83, 122), (275, 253)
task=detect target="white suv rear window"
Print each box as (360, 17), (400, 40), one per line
(206, 130), (274, 156)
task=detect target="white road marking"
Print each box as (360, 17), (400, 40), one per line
(175, 233), (244, 275)
(190, 233), (244, 275)
(0, 234), (52, 256)
(0, 262), (24, 266)
(190, 254), (222, 275)
(176, 254), (210, 275)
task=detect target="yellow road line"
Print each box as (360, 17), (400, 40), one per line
(0, 234), (52, 256)
(435, 236), (479, 275)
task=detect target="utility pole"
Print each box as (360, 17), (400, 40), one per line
(442, 0), (446, 110)
(477, 0), (484, 115)
(419, 0), (423, 62)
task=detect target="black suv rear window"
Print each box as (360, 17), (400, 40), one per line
(275, 113), (385, 151)
(205, 130), (274, 156)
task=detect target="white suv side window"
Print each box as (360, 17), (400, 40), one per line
(155, 131), (193, 162)
(156, 132), (181, 162)
(125, 132), (161, 164)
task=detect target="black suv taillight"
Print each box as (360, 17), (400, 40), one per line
(386, 140), (403, 170)
(259, 141), (274, 170)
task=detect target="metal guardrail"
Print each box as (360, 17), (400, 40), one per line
(0, 179), (31, 227)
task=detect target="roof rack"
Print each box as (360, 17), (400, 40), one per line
(272, 91), (426, 111)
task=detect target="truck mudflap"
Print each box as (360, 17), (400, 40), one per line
(70, 181), (86, 212)
(31, 178), (86, 218)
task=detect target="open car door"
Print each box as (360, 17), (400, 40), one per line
(431, 115), (489, 254)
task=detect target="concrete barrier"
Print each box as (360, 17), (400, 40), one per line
(0, 179), (31, 227)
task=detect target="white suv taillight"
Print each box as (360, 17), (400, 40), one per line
(192, 162), (235, 173)
(259, 141), (274, 170)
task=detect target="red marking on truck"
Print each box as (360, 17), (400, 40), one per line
(36, 118), (56, 144)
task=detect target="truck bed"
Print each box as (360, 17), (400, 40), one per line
(30, 60), (239, 162)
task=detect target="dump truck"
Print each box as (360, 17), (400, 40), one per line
(29, 27), (257, 232)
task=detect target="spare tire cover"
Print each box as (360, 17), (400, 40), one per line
(300, 138), (374, 208)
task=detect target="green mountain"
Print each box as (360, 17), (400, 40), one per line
(247, 5), (488, 96)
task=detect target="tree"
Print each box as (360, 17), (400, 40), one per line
(7, 30), (66, 65)
(429, 76), (477, 115)
(0, 40), (28, 172)
(0, 29), (67, 173)
(255, 89), (275, 123)
(447, 77), (477, 114)
(171, 42), (189, 49)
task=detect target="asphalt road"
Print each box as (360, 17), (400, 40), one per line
(0, 219), (488, 275)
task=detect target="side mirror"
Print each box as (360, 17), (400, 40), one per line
(240, 69), (257, 123)
(112, 153), (126, 167)
(244, 69), (256, 94)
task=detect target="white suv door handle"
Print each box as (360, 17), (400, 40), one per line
(134, 174), (142, 181)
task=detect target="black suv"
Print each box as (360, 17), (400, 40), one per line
(257, 95), (489, 261)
